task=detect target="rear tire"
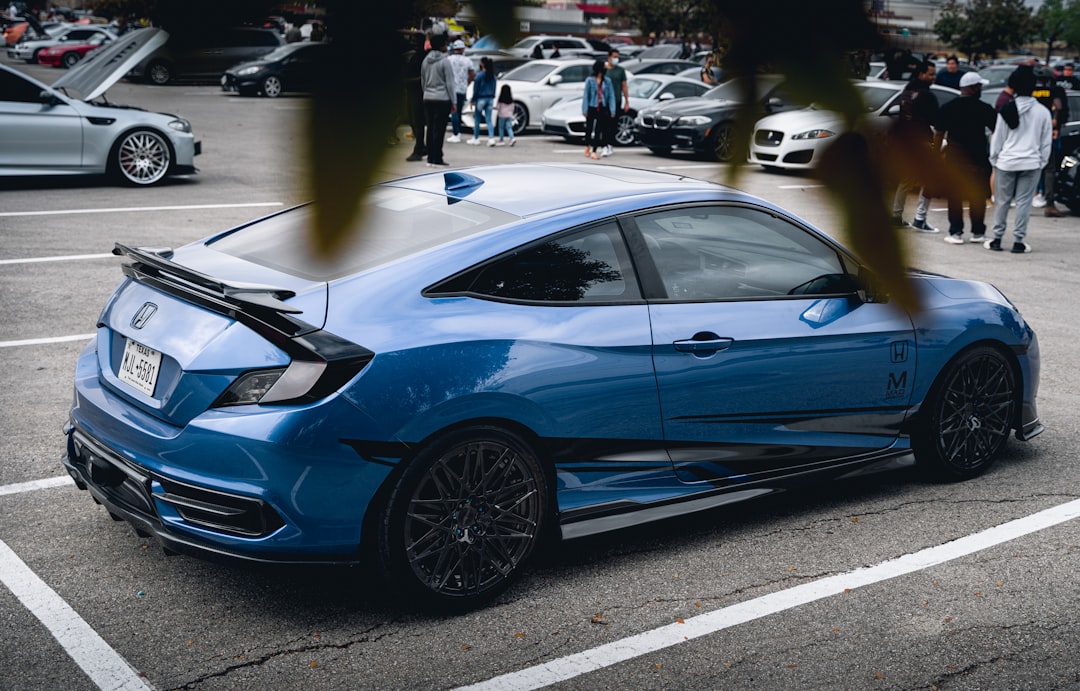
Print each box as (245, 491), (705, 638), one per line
(261, 75), (283, 98)
(147, 61), (172, 85)
(377, 426), (548, 611)
(913, 346), (1017, 481)
(62, 52), (81, 68)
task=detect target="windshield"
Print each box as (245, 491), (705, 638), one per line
(208, 189), (518, 281)
(704, 75), (782, 101)
(501, 62), (557, 82)
(510, 37), (540, 50)
(854, 83), (900, 112)
(628, 77), (661, 99)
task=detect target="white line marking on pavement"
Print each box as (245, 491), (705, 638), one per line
(0, 476), (72, 496)
(0, 202), (284, 218)
(778, 184), (825, 189)
(458, 497), (1080, 691)
(0, 334), (95, 349)
(655, 164), (724, 170)
(0, 538), (153, 690)
(0, 253), (114, 265)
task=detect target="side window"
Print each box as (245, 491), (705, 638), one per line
(0, 70), (47, 103)
(434, 222), (640, 303)
(664, 83), (699, 99)
(634, 206), (852, 300)
(559, 65), (589, 83)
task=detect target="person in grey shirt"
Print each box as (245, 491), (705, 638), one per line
(420, 33), (456, 166)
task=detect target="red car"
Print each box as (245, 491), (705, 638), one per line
(36, 33), (110, 67)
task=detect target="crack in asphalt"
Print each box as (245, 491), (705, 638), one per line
(166, 624), (390, 690)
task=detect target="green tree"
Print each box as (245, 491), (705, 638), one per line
(933, 0), (1036, 62)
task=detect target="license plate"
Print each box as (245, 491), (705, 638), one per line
(118, 338), (162, 397)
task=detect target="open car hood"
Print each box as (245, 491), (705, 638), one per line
(51, 28), (167, 101)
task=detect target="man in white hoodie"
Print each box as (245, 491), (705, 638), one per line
(986, 65), (1052, 254)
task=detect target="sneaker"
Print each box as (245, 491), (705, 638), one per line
(509, 139), (516, 147)
(447, 134), (461, 143)
(969, 234), (985, 243)
(1032, 193), (1046, 208)
(1045, 205), (1067, 217)
(984, 237), (1003, 251)
(911, 218), (940, 233)
(1011, 241), (1032, 254)
(427, 160), (450, 167)
(892, 215), (910, 228)
(944, 234), (964, 245)
(466, 138), (481, 145)
(406, 153), (424, 162)
(603, 145), (613, 156)
(488, 138), (496, 147)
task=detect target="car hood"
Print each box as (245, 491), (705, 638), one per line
(52, 27), (166, 101)
(755, 106), (843, 132)
(647, 96), (737, 116)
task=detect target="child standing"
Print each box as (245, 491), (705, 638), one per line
(494, 84), (516, 147)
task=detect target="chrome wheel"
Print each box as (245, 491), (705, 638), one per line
(711, 122), (736, 162)
(915, 346), (1016, 480)
(614, 112), (636, 146)
(148, 61), (172, 85)
(261, 75), (283, 98)
(115, 130), (171, 185)
(511, 102), (528, 136)
(381, 427), (546, 609)
(62, 52), (80, 68)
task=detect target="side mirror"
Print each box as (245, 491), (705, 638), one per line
(547, 74), (563, 85)
(39, 90), (64, 107)
(658, 92), (674, 100)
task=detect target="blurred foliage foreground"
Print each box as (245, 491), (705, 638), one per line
(300, 0), (975, 311)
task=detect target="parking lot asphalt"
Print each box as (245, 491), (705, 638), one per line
(2, 59), (1079, 690)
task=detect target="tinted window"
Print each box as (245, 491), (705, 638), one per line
(0, 69), (46, 103)
(437, 222), (640, 303)
(634, 206), (849, 300)
(663, 82), (706, 99)
(502, 62), (557, 82)
(557, 64), (589, 83)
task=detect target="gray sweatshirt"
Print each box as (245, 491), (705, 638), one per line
(989, 96), (1052, 172)
(421, 49), (455, 103)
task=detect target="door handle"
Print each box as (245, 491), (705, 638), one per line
(673, 334), (733, 353)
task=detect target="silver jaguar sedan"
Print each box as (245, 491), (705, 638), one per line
(0, 28), (200, 186)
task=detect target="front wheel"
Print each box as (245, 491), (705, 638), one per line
(147, 61), (172, 85)
(112, 130), (171, 186)
(614, 112), (637, 146)
(913, 346), (1017, 481)
(710, 121), (737, 162)
(377, 426), (548, 611)
(261, 75), (283, 98)
(62, 52), (81, 68)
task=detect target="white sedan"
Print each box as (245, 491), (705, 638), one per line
(541, 74), (711, 146)
(748, 81), (959, 172)
(470, 59), (594, 136)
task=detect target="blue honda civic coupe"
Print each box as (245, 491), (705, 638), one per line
(63, 163), (1042, 610)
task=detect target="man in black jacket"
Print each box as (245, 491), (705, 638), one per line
(936, 71), (997, 243)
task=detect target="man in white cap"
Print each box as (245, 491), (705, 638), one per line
(935, 70), (998, 244)
(446, 38), (475, 143)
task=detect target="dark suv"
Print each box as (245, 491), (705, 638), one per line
(128, 27), (284, 85)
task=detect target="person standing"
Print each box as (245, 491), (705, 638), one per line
(700, 53), (720, 86)
(420, 33), (456, 167)
(446, 39), (474, 144)
(985, 66), (1052, 254)
(603, 48), (629, 156)
(582, 59), (614, 160)
(1054, 63), (1080, 91)
(494, 84), (516, 146)
(404, 31), (428, 162)
(468, 56), (497, 146)
(935, 55), (963, 89)
(1032, 65), (1069, 216)
(891, 60), (941, 232)
(936, 71), (997, 244)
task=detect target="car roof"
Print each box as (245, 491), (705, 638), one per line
(384, 163), (737, 217)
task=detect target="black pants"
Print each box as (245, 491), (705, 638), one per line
(946, 162), (990, 237)
(585, 106), (609, 151)
(407, 82), (425, 157)
(424, 100), (451, 165)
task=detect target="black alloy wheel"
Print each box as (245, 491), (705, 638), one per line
(914, 346), (1017, 481)
(378, 426), (548, 610)
(710, 121), (737, 162)
(147, 61), (172, 85)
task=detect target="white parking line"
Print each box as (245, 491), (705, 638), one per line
(655, 164), (724, 170)
(0, 253), (114, 266)
(0, 476), (72, 496)
(0, 539), (152, 690)
(778, 184), (825, 189)
(0, 334), (95, 349)
(458, 497), (1080, 691)
(0, 202), (284, 218)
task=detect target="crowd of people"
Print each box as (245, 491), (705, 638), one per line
(890, 59), (1073, 254)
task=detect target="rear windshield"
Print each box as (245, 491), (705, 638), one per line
(207, 189), (517, 281)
